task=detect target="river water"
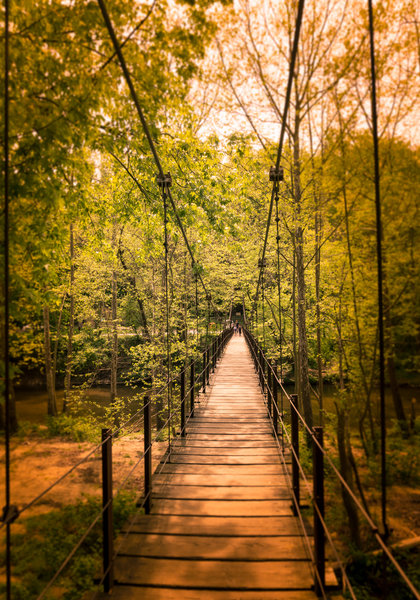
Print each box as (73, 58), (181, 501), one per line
(14, 383), (418, 427)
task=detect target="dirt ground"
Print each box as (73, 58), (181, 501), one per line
(0, 433), (418, 548)
(0, 433), (167, 533)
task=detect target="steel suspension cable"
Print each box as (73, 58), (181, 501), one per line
(367, 0), (388, 540)
(262, 265), (266, 348)
(195, 272), (199, 348)
(162, 183), (171, 454)
(255, 0), (306, 299)
(96, 0), (220, 319)
(3, 1), (12, 598)
(248, 332), (420, 599)
(274, 184), (284, 425)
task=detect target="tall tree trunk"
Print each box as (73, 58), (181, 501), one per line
(0, 386), (18, 434)
(117, 237), (151, 341)
(293, 117), (313, 430)
(292, 251), (298, 395)
(111, 225), (118, 406)
(315, 195), (323, 423)
(382, 276), (407, 429)
(336, 406), (361, 548)
(43, 306), (57, 416)
(64, 223), (74, 413)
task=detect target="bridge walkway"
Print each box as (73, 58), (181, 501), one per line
(101, 335), (319, 599)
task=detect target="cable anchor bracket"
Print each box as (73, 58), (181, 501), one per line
(156, 172), (172, 189)
(269, 166), (284, 182)
(1, 504), (19, 525)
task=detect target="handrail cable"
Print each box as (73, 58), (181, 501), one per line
(10, 334), (220, 522)
(34, 329), (230, 599)
(270, 405), (357, 598)
(3, 1), (12, 599)
(255, 0), (306, 300)
(162, 178), (172, 456)
(367, 0), (388, 539)
(246, 339), (338, 599)
(93, 332), (233, 597)
(96, 0), (222, 319)
(261, 371), (357, 598)
(247, 330), (420, 600)
(247, 338), (348, 592)
(36, 497), (112, 600)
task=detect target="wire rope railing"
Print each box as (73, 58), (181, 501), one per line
(11, 327), (233, 600)
(244, 327), (420, 600)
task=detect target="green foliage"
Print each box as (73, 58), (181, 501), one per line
(46, 413), (98, 443)
(346, 548), (420, 600)
(0, 492), (137, 600)
(387, 423), (420, 485)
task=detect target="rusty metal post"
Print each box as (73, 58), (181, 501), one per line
(267, 363), (272, 418)
(313, 426), (325, 596)
(272, 365), (278, 437)
(144, 396), (152, 514)
(190, 359), (195, 417)
(180, 367), (186, 437)
(206, 348), (210, 384)
(202, 350), (206, 393)
(290, 394), (300, 515)
(102, 428), (114, 593)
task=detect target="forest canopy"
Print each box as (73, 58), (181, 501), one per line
(1, 1), (420, 593)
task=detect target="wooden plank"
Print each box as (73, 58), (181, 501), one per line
(169, 447), (280, 456)
(170, 440), (278, 448)
(152, 484), (290, 500)
(96, 336), (318, 600)
(158, 464), (286, 474)
(152, 473), (286, 486)
(114, 556), (314, 589)
(95, 587), (319, 600)
(127, 515), (304, 536)
(186, 433), (275, 440)
(119, 533), (309, 560)
(169, 455), (282, 464)
(151, 499), (294, 516)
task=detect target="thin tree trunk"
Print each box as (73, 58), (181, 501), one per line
(382, 276), (407, 428)
(43, 306), (57, 416)
(292, 251), (298, 395)
(336, 405), (361, 547)
(293, 116), (313, 430)
(64, 223), (75, 412)
(111, 225), (118, 406)
(315, 196), (323, 423)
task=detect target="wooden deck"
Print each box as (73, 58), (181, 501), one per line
(101, 335), (320, 599)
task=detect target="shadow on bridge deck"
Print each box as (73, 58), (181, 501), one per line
(96, 335), (324, 599)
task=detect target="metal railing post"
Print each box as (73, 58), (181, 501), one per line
(313, 426), (325, 596)
(272, 365), (278, 437)
(267, 363), (272, 418)
(202, 350), (206, 393)
(144, 396), (152, 514)
(206, 348), (210, 384)
(180, 367), (186, 437)
(290, 394), (300, 515)
(190, 359), (195, 417)
(101, 428), (114, 593)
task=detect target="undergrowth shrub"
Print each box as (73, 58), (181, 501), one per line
(346, 547), (420, 599)
(0, 491), (137, 600)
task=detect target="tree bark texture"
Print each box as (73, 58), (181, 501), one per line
(64, 223), (75, 412)
(293, 119), (313, 430)
(43, 305), (57, 416)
